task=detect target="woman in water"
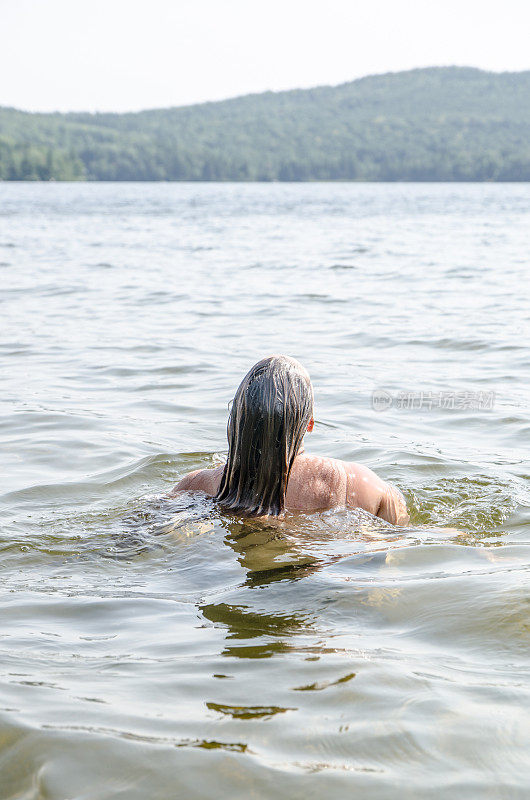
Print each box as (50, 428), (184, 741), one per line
(171, 355), (409, 524)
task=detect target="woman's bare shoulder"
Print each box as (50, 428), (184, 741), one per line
(292, 455), (404, 521)
(286, 454), (347, 510)
(169, 465), (224, 497)
(341, 460), (409, 524)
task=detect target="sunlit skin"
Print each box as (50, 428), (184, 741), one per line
(171, 418), (410, 525)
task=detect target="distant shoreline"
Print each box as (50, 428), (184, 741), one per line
(2, 66), (530, 182)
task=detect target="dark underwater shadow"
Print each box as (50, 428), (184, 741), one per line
(218, 516), (324, 587)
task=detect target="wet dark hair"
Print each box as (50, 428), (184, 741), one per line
(215, 355), (314, 518)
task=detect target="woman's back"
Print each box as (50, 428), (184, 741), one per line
(171, 453), (409, 525)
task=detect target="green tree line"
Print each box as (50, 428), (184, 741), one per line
(1, 67), (530, 181)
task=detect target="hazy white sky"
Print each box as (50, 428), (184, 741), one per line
(2, 0), (530, 113)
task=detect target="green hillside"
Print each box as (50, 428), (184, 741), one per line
(1, 67), (530, 181)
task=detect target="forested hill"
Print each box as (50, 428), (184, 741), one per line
(1, 67), (530, 181)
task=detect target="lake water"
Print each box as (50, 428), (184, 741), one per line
(1, 182), (529, 799)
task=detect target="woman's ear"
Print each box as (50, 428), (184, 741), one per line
(307, 417), (314, 433)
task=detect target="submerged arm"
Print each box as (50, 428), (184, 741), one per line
(344, 462), (409, 525)
(376, 483), (410, 526)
